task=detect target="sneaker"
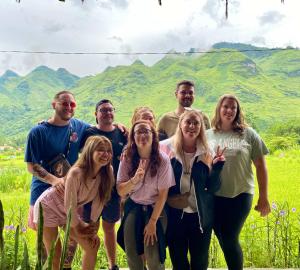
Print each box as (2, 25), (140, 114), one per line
(109, 265), (119, 270)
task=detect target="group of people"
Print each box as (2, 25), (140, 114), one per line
(25, 80), (271, 270)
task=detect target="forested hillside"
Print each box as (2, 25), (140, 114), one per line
(1, 42), (300, 145)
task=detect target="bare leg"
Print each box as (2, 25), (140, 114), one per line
(74, 234), (100, 270)
(102, 220), (117, 269)
(63, 236), (78, 268)
(43, 226), (61, 270)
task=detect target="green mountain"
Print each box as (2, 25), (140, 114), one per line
(0, 43), (300, 145)
(0, 66), (80, 144)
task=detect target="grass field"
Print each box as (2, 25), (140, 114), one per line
(1, 147), (300, 268)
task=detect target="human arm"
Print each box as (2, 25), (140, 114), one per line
(72, 220), (100, 239)
(114, 123), (129, 137)
(25, 127), (64, 192)
(64, 168), (82, 227)
(207, 146), (225, 193)
(27, 162), (64, 193)
(144, 188), (168, 246)
(253, 156), (271, 217)
(117, 159), (146, 197)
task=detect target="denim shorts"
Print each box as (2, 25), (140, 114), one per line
(82, 187), (121, 224)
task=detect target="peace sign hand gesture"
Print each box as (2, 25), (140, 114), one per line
(131, 159), (147, 185)
(213, 146), (226, 164)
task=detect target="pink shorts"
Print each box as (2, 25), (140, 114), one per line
(33, 188), (67, 228)
(28, 205), (37, 230)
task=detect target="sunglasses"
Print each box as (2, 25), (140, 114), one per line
(58, 101), (77, 108)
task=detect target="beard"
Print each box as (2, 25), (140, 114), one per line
(101, 116), (114, 125)
(180, 98), (193, 107)
(56, 109), (74, 121)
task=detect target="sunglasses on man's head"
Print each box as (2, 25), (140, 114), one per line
(58, 101), (77, 108)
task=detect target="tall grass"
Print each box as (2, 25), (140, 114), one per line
(0, 148), (300, 268)
(0, 200), (73, 270)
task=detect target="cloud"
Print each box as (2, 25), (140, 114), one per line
(202, 0), (223, 20)
(259, 11), (285, 26)
(251, 36), (266, 45)
(43, 23), (64, 34)
(0, 0), (300, 77)
(202, 0), (239, 23)
(108, 36), (123, 43)
(98, 0), (129, 10)
(110, 0), (129, 9)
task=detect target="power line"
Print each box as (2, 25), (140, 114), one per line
(0, 47), (298, 56)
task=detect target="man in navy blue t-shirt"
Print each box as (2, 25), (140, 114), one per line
(25, 90), (90, 268)
(81, 99), (127, 270)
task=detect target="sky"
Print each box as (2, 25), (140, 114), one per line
(0, 0), (299, 77)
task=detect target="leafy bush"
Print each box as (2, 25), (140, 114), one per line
(264, 119), (300, 153)
(266, 135), (299, 154)
(269, 119), (300, 137)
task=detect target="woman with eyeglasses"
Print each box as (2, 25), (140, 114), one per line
(206, 94), (271, 270)
(33, 136), (114, 270)
(116, 120), (175, 270)
(160, 110), (225, 270)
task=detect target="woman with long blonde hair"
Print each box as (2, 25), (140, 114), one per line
(160, 109), (225, 270)
(34, 136), (114, 270)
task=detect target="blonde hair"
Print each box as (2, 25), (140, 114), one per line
(172, 110), (209, 160)
(131, 106), (156, 127)
(75, 136), (114, 204)
(211, 94), (248, 134)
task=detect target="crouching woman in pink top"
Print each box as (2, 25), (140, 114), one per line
(117, 120), (175, 270)
(33, 136), (114, 270)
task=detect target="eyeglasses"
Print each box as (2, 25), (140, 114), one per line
(97, 108), (115, 114)
(58, 101), (77, 108)
(134, 128), (152, 136)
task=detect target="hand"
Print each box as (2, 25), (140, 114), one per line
(254, 196), (271, 217)
(144, 219), (157, 246)
(53, 177), (65, 196)
(114, 123), (129, 137)
(88, 234), (100, 249)
(88, 221), (100, 234)
(74, 221), (98, 238)
(131, 159), (147, 185)
(213, 146), (226, 164)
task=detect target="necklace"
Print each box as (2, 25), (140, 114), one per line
(182, 150), (194, 175)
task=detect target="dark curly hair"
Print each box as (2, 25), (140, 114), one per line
(124, 120), (161, 178)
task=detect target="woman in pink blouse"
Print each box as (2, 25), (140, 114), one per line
(117, 120), (175, 270)
(34, 136), (114, 270)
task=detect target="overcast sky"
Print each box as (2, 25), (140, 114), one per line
(0, 0), (299, 77)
